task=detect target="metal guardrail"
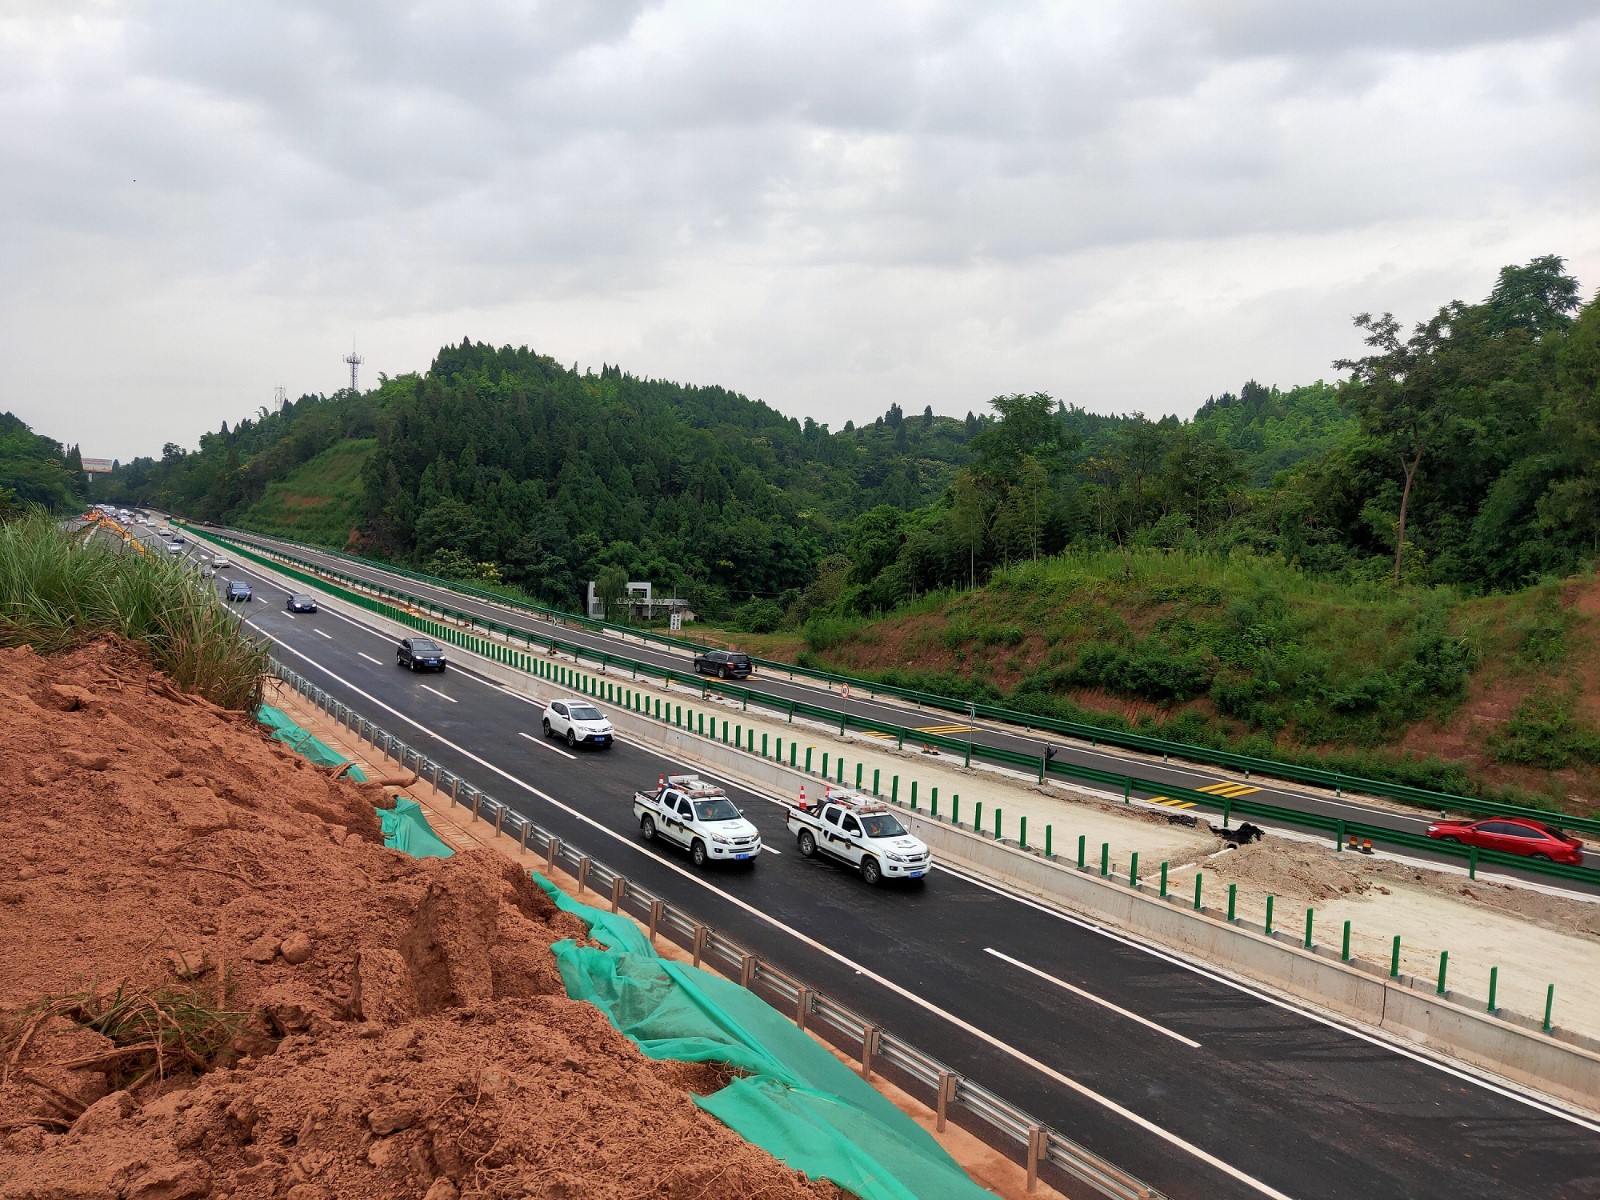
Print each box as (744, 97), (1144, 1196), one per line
(211, 527), (1599, 890)
(214, 525), (1600, 839)
(269, 660), (1164, 1200)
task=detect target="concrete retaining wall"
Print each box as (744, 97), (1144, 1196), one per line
(230, 539), (1600, 1114)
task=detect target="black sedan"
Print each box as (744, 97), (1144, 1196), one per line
(286, 595), (319, 614)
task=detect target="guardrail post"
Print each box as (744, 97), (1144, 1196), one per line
(519, 820), (531, 852)
(994, 808), (1002, 840)
(1026, 1125), (1047, 1194)
(951, 795), (959, 825)
(762, 733), (769, 757)
(837, 758), (844, 784)
(795, 987), (815, 1030)
(860, 1027), (880, 1080)
(1226, 883), (1236, 920)
(911, 781), (919, 808)
(964, 742), (971, 769)
(494, 805), (507, 835)
(1194, 873), (1202, 911)
(790, 743), (797, 768)
(1129, 851), (1139, 887)
(1436, 950), (1448, 994)
(1487, 966), (1498, 1013)
(872, 768), (880, 796)
(973, 799), (982, 833)
(935, 1071), (956, 1133)
(788, 700), (795, 724)
(1264, 894), (1273, 934)
(1123, 779), (1130, 803)
(470, 792), (482, 822)
(648, 899), (665, 945)
(1336, 819), (1345, 851)
(1544, 984), (1555, 1032)
(891, 775), (898, 803)
(1158, 861), (1168, 897)
(897, 728), (904, 749)
(1078, 835), (1087, 870)
(1341, 921), (1351, 962)
(1390, 935), (1401, 978)
(1100, 842), (1109, 877)
(545, 836), (561, 875)
(1469, 846), (1478, 880)
(575, 856), (591, 895)
(1037, 753), (1046, 783)
(806, 747), (814, 773)
(855, 763), (863, 789)
(451, 777), (461, 807)
(1304, 908), (1314, 948)
(1044, 826), (1053, 858)
(692, 924), (708, 967)
(1019, 815), (1027, 848)
(609, 875), (626, 913)
(1223, 796), (1232, 829)
(740, 953), (758, 989)
(930, 786), (938, 812)
(735, 723), (742, 748)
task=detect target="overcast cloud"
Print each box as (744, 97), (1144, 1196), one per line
(2, 1), (1596, 460)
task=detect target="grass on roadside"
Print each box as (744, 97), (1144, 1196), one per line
(0, 508), (270, 710)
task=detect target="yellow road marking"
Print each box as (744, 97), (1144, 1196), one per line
(1148, 795), (1197, 809)
(916, 723), (976, 734)
(1197, 781), (1260, 797)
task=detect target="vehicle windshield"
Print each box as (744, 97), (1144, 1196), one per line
(860, 814), (907, 838)
(694, 799), (741, 822)
(569, 704), (603, 721)
(411, 639), (441, 653)
(292, 595), (312, 604)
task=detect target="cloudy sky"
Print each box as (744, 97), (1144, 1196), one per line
(3, 1), (1597, 461)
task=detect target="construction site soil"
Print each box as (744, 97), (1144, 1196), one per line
(0, 639), (847, 1200)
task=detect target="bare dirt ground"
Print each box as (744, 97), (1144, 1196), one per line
(0, 639), (847, 1200)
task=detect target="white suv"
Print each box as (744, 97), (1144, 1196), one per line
(541, 698), (614, 750)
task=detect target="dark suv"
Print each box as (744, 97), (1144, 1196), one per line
(397, 637), (446, 672)
(693, 649), (753, 679)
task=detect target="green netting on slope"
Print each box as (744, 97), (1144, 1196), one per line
(530, 877), (993, 1200)
(377, 797), (455, 858)
(256, 705), (368, 781)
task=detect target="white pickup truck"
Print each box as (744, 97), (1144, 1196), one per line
(632, 774), (762, 868)
(787, 791), (931, 884)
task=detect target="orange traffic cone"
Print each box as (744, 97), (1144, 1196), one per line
(657, 774), (665, 790)
(798, 784), (807, 810)
(1347, 834), (1359, 852)
(1360, 839), (1374, 855)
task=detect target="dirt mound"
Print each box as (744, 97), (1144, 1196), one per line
(0, 639), (843, 1199)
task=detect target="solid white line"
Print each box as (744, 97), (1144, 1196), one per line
(517, 730), (576, 760)
(358, 652), (383, 665)
(253, 630), (1301, 1199)
(315, 629), (333, 640)
(420, 684), (456, 703)
(935, 859), (1600, 1133)
(985, 948), (1202, 1049)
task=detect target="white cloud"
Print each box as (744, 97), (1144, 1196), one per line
(0, 1), (1595, 459)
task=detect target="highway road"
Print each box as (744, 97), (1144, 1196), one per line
(125, 520), (1600, 1200)
(208, 525), (1600, 891)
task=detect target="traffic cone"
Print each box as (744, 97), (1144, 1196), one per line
(658, 774), (665, 790)
(798, 784), (806, 810)
(1347, 834), (1359, 852)
(1360, 839), (1374, 855)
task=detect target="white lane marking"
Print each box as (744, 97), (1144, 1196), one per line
(985, 948), (1201, 1049)
(283, 612), (295, 618)
(253, 632), (1301, 1199)
(761, 844), (782, 855)
(420, 684), (456, 703)
(935, 860), (1600, 1133)
(517, 730), (576, 760)
(358, 652), (383, 665)
(315, 629), (333, 640)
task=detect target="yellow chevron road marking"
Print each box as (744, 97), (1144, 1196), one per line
(916, 724), (975, 734)
(1148, 795), (1197, 810)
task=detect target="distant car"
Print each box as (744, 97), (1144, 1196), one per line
(1426, 816), (1584, 866)
(693, 649), (753, 679)
(541, 698), (614, 749)
(167, 541), (185, 553)
(211, 554), (230, 568)
(224, 579), (253, 603)
(397, 637), (446, 672)
(286, 594), (318, 614)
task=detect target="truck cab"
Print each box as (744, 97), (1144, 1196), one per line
(633, 774), (761, 868)
(788, 791), (931, 884)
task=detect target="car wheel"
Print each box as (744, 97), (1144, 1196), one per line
(1437, 835), (1460, 843)
(566, 729), (577, 748)
(797, 830), (817, 858)
(641, 815), (656, 841)
(690, 840), (708, 868)
(1531, 853), (1552, 862)
(719, 666), (729, 679)
(860, 857), (882, 886)
(542, 719), (552, 737)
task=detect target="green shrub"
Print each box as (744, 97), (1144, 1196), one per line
(1490, 690), (1600, 769)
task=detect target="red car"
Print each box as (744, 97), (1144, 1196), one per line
(1425, 816), (1585, 866)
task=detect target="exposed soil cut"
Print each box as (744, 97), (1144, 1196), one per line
(0, 638), (846, 1200)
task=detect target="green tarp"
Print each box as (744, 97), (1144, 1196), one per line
(532, 876), (993, 1200)
(256, 705), (368, 781)
(376, 796), (455, 858)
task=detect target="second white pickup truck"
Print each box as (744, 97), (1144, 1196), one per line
(787, 790), (931, 884)
(632, 774), (762, 867)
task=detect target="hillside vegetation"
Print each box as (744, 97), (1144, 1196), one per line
(92, 254), (1600, 799)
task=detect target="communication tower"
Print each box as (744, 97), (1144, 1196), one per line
(343, 345), (364, 391)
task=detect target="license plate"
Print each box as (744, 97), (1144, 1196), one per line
(907, 870), (925, 878)
(735, 853), (753, 860)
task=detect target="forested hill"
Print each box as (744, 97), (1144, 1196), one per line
(0, 412), (86, 516)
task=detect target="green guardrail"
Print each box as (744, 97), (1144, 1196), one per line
(196, 525), (1600, 864)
